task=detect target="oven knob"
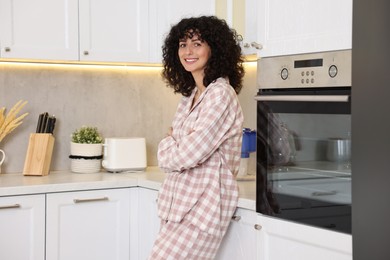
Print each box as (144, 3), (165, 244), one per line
(329, 65), (338, 78)
(281, 68), (289, 80)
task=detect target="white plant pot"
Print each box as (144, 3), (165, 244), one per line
(70, 142), (103, 173)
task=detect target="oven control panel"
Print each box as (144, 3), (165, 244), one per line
(257, 49), (351, 89)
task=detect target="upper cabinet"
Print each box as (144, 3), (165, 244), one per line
(1, 0), (352, 62)
(0, 0), (215, 63)
(149, 0), (216, 63)
(216, 0), (261, 58)
(0, 0), (149, 63)
(79, 0), (149, 63)
(257, 0), (353, 58)
(0, 0), (79, 61)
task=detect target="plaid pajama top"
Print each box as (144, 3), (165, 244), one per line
(157, 77), (244, 237)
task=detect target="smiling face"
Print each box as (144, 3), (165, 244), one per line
(178, 32), (211, 78)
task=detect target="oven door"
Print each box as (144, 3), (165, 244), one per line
(255, 87), (351, 234)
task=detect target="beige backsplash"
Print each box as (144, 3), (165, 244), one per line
(0, 62), (257, 174)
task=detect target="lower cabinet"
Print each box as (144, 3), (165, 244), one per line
(46, 188), (131, 260)
(0, 194), (45, 260)
(0, 187), (353, 260)
(215, 207), (258, 260)
(257, 214), (352, 260)
(136, 188), (160, 259)
(215, 209), (353, 260)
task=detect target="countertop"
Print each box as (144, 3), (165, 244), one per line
(0, 166), (256, 211)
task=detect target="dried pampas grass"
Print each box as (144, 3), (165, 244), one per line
(0, 100), (29, 143)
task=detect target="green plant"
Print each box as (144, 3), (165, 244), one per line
(71, 126), (103, 144)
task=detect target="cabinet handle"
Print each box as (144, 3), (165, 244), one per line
(83, 50), (89, 55)
(4, 47), (11, 52)
(250, 42), (263, 50)
(243, 43), (250, 48)
(254, 224), (262, 230)
(0, 203), (21, 210)
(73, 197), (109, 203)
(232, 215), (241, 222)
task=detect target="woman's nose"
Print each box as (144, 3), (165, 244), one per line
(184, 45), (193, 54)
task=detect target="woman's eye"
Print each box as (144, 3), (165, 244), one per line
(179, 43), (186, 48)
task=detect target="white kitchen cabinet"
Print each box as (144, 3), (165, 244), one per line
(0, 0), (79, 61)
(135, 188), (160, 259)
(257, 0), (353, 57)
(79, 0), (149, 63)
(1, 0), (215, 63)
(149, 0), (216, 63)
(256, 214), (352, 260)
(0, 194), (45, 260)
(0, 0), (149, 63)
(215, 207), (259, 260)
(46, 188), (131, 260)
(216, 0), (260, 57)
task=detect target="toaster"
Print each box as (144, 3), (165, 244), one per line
(102, 137), (147, 173)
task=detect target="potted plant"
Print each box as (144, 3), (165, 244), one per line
(69, 126), (103, 173)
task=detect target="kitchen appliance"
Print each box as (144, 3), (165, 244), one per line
(102, 137), (147, 173)
(238, 128), (256, 176)
(255, 49), (352, 234)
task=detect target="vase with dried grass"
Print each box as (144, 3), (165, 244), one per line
(0, 100), (29, 173)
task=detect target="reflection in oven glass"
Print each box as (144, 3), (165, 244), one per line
(256, 101), (351, 234)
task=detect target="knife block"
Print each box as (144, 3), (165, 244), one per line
(23, 133), (55, 176)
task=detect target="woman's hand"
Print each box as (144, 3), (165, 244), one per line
(166, 127), (173, 137)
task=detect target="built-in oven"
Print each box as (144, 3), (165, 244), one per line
(255, 49), (352, 234)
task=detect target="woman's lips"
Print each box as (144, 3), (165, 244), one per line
(184, 58), (198, 63)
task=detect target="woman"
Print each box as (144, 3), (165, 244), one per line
(149, 16), (245, 260)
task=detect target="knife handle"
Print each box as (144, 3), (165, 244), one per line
(50, 117), (56, 134)
(36, 114), (44, 133)
(41, 112), (49, 133)
(45, 117), (52, 133)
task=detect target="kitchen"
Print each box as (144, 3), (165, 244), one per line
(0, 0), (389, 260)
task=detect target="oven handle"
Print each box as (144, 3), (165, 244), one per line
(254, 95), (350, 102)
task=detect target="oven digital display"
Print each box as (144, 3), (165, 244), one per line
(294, 58), (323, 68)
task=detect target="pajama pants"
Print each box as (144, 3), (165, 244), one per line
(148, 219), (224, 260)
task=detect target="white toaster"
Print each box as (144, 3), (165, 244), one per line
(102, 137), (147, 173)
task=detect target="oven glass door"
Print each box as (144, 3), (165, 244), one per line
(256, 88), (351, 234)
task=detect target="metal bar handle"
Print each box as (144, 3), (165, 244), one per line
(255, 95), (350, 102)
(73, 196), (109, 204)
(312, 190), (338, 196)
(0, 203), (21, 210)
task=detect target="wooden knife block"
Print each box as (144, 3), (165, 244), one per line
(23, 133), (55, 176)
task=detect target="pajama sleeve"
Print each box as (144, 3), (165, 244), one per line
(158, 85), (238, 172)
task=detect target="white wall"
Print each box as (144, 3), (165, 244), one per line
(0, 62), (257, 173)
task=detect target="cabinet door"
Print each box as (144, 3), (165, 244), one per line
(46, 188), (131, 260)
(79, 0), (149, 63)
(257, 214), (352, 260)
(0, 0), (79, 61)
(215, 208), (258, 260)
(149, 0), (216, 63)
(216, 0), (260, 57)
(0, 194), (45, 260)
(136, 188), (160, 259)
(257, 0), (352, 57)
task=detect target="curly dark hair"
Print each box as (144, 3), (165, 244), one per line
(161, 16), (245, 97)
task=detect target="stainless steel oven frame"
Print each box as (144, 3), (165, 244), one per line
(255, 50), (352, 234)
